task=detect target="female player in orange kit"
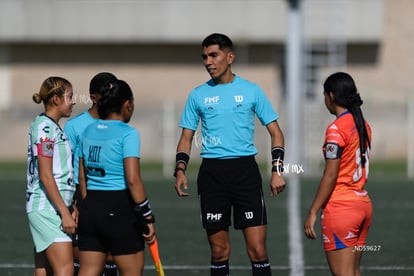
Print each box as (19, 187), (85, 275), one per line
(304, 72), (372, 276)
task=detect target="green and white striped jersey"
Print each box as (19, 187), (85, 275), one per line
(26, 113), (75, 213)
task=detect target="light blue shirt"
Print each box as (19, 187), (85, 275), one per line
(81, 119), (140, 191)
(179, 75), (279, 158)
(64, 111), (96, 185)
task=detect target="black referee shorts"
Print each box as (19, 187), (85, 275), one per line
(71, 184), (82, 246)
(78, 190), (145, 256)
(197, 155), (267, 230)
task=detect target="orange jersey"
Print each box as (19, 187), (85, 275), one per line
(323, 111), (372, 202)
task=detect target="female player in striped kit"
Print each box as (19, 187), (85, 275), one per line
(304, 72), (372, 276)
(27, 76), (77, 276)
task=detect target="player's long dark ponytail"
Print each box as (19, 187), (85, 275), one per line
(97, 79), (133, 119)
(323, 72), (370, 167)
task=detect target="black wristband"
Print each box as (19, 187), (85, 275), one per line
(133, 198), (153, 217)
(176, 152), (190, 169)
(271, 146), (285, 164)
(173, 167), (186, 178)
(272, 165), (284, 173)
(175, 151), (190, 169)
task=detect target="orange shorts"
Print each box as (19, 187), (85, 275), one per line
(321, 199), (372, 251)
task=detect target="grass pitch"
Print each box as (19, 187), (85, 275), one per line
(0, 161), (413, 275)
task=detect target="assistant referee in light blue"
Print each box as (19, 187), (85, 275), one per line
(77, 79), (156, 276)
(64, 72), (119, 276)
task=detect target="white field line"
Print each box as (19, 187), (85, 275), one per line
(1, 264), (414, 271)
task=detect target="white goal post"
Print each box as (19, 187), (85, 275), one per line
(408, 98), (414, 179)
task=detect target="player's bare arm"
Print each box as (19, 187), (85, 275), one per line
(266, 121), (286, 196)
(304, 158), (340, 239)
(38, 155), (76, 234)
(174, 128), (194, 197)
(124, 157), (156, 241)
(78, 158), (87, 199)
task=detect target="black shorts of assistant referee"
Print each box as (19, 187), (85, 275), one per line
(197, 155), (267, 230)
(72, 184), (82, 246)
(78, 190), (145, 255)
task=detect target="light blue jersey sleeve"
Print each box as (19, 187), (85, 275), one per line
(122, 128), (140, 158)
(253, 85), (279, 126)
(179, 89), (200, 131)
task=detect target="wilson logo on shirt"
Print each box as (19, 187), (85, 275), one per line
(234, 95), (244, 103)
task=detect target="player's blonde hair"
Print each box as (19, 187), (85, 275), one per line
(32, 76), (72, 105)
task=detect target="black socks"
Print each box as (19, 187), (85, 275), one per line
(252, 259), (272, 276)
(210, 260), (230, 276)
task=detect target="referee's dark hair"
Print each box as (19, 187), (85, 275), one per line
(89, 72), (117, 95)
(97, 79), (133, 120)
(202, 33), (234, 52)
(323, 72), (371, 166)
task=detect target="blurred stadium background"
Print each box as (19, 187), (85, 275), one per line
(0, 0), (412, 175)
(0, 0), (413, 275)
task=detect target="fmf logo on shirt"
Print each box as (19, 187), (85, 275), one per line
(204, 96), (220, 105)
